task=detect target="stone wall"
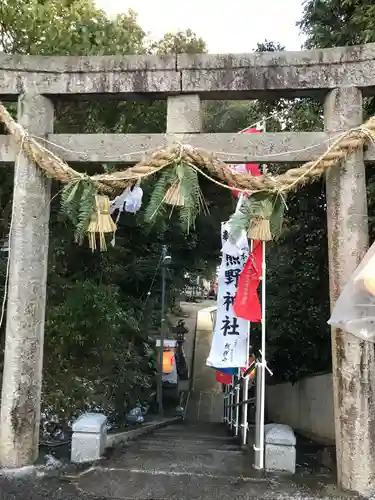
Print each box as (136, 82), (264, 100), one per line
(266, 373), (335, 444)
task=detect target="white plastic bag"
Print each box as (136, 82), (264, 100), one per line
(328, 241), (375, 342)
(126, 407), (144, 423)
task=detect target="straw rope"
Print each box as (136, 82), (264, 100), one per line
(0, 101), (374, 195)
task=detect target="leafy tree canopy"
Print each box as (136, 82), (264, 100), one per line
(0, 1), (220, 429)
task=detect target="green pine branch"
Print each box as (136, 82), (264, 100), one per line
(60, 179), (97, 244)
(144, 163), (205, 233)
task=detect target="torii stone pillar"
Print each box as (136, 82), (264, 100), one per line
(165, 93), (202, 397)
(325, 87), (375, 495)
(166, 94), (202, 134)
(0, 93), (53, 467)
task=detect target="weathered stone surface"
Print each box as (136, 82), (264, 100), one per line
(264, 423), (296, 446)
(0, 53), (177, 72)
(0, 93), (53, 468)
(72, 412), (108, 434)
(265, 443), (296, 474)
(178, 43), (375, 98)
(167, 95), (202, 134)
(1, 44), (375, 97)
(0, 71), (180, 98)
(264, 423), (296, 474)
(2, 131), (375, 164)
(71, 412), (107, 464)
(325, 87), (375, 496)
(0, 54), (179, 97)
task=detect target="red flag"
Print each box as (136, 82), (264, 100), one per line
(232, 141), (263, 322)
(233, 240), (263, 322)
(216, 371), (233, 384)
(230, 127), (262, 197)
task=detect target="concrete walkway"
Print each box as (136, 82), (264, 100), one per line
(173, 299), (213, 392)
(0, 422), (361, 499)
(59, 422), (357, 500)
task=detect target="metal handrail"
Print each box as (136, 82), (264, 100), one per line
(223, 371), (255, 445)
(223, 354), (273, 455)
(226, 397), (255, 409)
(231, 364), (256, 389)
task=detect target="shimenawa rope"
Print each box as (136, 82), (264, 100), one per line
(0, 101), (374, 197)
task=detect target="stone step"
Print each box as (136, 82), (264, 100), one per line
(133, 437), (238, 450)
(101, 448), (252, 477)
(75, 466), (269, 499)
(74, 466), (338, 500)
(151, 423), (229, 437)
(123, 439), (241, 454)
(144, 432), (235, 443)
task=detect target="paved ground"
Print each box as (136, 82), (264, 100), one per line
(0, 421), (361, 500)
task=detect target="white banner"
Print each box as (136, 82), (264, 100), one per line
(206, 222), (250, 369)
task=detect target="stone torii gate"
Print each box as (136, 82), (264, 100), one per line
(0, 44), (374, 495)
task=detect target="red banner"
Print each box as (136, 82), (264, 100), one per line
(233, 241), (263, 322)
(232, 127), (263, 322)
(216, 371), (233, 384)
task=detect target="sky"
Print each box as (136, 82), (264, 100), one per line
(95, 0), (306, 53)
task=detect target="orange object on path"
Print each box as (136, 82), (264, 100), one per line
(158, 350), (175, 374)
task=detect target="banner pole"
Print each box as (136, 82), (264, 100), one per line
(253, 119), (267, 469)
(253, 357), (263, 468)
(259, 239), (266, 468)
(259, 118), (267, 469)
(234, 369), (240, 436)
(241, 236), (252, 446)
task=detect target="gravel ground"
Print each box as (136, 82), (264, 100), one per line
(0, 476), (102, 500)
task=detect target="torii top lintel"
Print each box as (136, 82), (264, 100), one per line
(1, 43), (375, 100)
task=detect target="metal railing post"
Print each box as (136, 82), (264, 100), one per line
(228, 383), (234, 432)
(234, 372), (240, 437)
(241, 375), (249, 445)
(253, 363), (263, 469)
(223, 385), (227, 424)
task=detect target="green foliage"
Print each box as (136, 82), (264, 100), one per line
(299, 0), (375, 48)
(43, 278), (152, 423)
(224, 40), (329, 383)
(1, 0), (359, 417)
(259, 4), (375, 382)
(178, 164), (206, 232)
(203, 101), (260, 133)
(60, 179), (96, 244)
(144, 163), (205, 233)
(0, 1), (216, 429)
(150, 29), (207, 54)
(0, 0), (146, 55)
(144, 168), (172, 224)
(269, 194), (287, 240)
(265, 181), (330, 383)
(228, 208), (250, 242)
(228, 193), (286, 242)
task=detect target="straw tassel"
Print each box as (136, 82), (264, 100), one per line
(164, 182), (185, 206)
(247, 216), (272, 242)
(87, 195), (117, 251)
